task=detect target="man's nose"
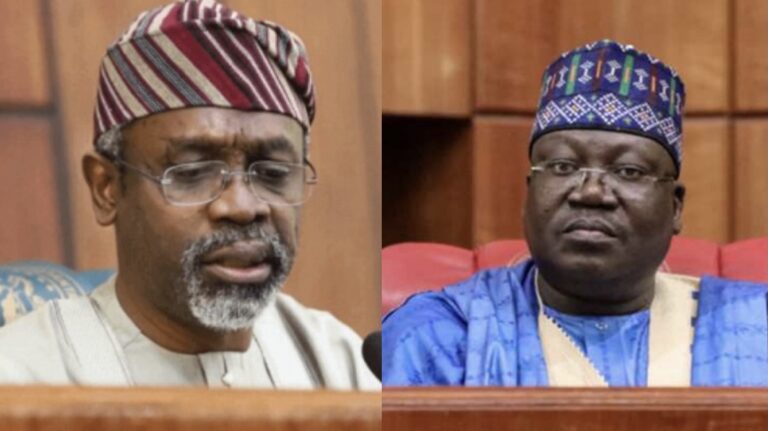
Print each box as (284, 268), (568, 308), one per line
(206, 173), (270, 224)
(567, 169), (619, 208)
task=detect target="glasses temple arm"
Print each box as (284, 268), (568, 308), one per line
(114, 159), (165, 185)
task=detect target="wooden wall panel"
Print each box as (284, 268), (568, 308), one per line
(51, 1), (380, 335)
(475, 0), (557, 113)
(472, 116), (531, 245)
(383, 117), (472, 248)
(0, 117), (62, 262)
(50, 0), (163, 269)
(383, 0), (472, 117)
(734, 120), (768, 239)
(0, 1), (49, 106)
(608, 0), (728, 113)
(735, 0), (768, 111)
(679, 119), (731, 243)
(475, 0), (728, 113)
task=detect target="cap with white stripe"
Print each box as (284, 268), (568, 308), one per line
(93, 0), (315, 144)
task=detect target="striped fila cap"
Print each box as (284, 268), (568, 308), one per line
(531, 40), (686, 174)
(93, 0), (315, 144)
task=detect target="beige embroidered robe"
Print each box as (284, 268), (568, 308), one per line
(0, 277), (379, 390)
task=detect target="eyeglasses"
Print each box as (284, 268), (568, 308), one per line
(115, 159), (318, 206)
(529, 160), (675, 192)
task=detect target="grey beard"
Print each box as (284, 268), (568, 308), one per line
(177, 225), (293, 332)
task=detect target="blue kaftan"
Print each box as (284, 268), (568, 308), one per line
(382, 260), (768, 386)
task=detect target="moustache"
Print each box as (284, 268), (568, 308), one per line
(181, 225), (285, 270)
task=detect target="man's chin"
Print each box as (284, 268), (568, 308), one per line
(186, 281), (280, 332)
(540, 251), (620, 280)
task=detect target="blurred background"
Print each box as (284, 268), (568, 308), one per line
(383, 0), (768, 248)
(0, 0), (381, 336)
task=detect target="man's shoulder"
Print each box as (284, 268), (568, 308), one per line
(380, 266), (529, 387)
(272, 292), (362, 343)
(0, 300), (58, 348)
(383, 290), (465, 336)
(267, 293), (380, 390)
(383, 261), (534, 331)
(381, 262), (534, 367)
(696, 274), (768, 309)
(382, 289), (469, 368)
(0, 299), (72, 384)
(699, 275), (768, 290)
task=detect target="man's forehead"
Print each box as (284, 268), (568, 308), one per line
(532, 129), (676, 164)
(124, 108), (304, 156)
(165, 135), (299, 154)
(535, 129), (655, 147)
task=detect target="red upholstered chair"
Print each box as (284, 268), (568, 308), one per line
(381, 243), (475, 318)
(664, 236), (720, 277)
(721, 238), (768, 282)
(475, 240), (529, 270)
(382, 236), (767, 315)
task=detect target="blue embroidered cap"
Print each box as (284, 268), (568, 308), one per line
(530, 40), (686, 174)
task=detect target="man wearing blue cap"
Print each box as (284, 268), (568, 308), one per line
(383, 40), (768, 387)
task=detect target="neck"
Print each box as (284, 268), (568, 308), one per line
(536, 270), (656, 316)
(114, 273), (253, 353)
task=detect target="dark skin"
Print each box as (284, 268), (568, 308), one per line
(82, 107), (304, 353)
(523, 129), (685, 316)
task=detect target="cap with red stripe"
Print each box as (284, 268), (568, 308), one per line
(93, 0), (315, 144)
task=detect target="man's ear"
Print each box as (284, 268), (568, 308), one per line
(82, 153), (121, 226)
(672, 181), (686, 234)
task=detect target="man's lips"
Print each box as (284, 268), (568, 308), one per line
(562, 218), (618, 241)
(202, 263), (272, 284)
(200, 241), (273, 284)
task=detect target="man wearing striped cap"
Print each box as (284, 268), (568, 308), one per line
(0, 0), (378, 389)
(383, 40), (768, 387)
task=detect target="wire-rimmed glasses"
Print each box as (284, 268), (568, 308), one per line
(529, 160), (675, 192)
(115, 159), (318, 206)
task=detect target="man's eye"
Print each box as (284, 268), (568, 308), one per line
(169, 164), (219, 183)
(253, 163), (292, 183)
(613, 166), (647, 181)
(547, 161), (578, 175)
